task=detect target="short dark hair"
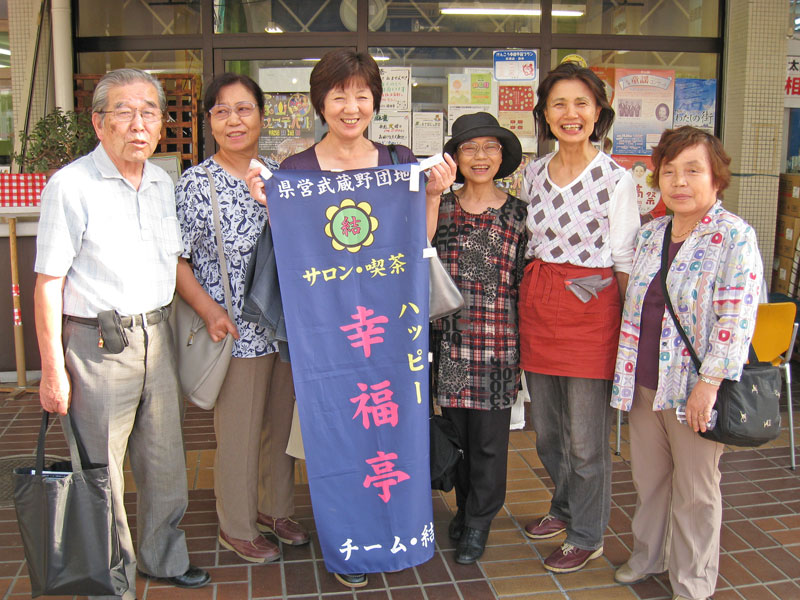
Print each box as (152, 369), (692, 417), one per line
(533, 62), (614, 146)
(309, 49), (382, 125)
(651, 126), (731, 197)
(203, 73), (265, 119)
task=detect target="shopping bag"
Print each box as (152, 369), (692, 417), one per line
(13, 412), (128, 598)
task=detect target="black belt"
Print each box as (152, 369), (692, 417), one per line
(66, 306), (170, 328)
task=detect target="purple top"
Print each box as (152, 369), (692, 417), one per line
(280, 142), (416, 170)
(635, 239), (684, 391)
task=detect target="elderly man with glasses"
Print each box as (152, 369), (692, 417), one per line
(34, 68), (209, 599)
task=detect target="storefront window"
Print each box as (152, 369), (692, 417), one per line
(77, 0), (201, 36)
(554, 0), (719, 37)
(78, 51), (203, 75)
(367, 1), (540, 34)
(215, 0), (347, 33)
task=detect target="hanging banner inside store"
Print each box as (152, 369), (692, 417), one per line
(258, 92), (315, 164)
(612, 69), (675, 155)
(263, 165), (433, 575)
(674, 79), (716, 133)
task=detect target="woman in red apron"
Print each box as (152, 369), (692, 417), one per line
(518, 61), (640, 573)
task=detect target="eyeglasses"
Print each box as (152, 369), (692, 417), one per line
(209, 101), (257, 120)
(458, 141), (503, 156)
(99, 107), (163, 123)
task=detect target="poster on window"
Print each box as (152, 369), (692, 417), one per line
(612, 69), (674, 155)
(612, 155), (665, 222)
(498, 84), (537, 153)
(369, 111), (411, 147)
(674, 79), (716, 133)
(412, 112), (444, 156)
(258, 92), (315, 164)
(262, 164), (433, 575)
(380, 67), (411, 112)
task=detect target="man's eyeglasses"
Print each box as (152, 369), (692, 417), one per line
(209, 102), (257, 120)
(458, 141), (503, 156)
(99, 107), (163, 123)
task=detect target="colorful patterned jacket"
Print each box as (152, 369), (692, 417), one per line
(611, 201), (763, 412)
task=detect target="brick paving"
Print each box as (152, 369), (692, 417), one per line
(0, 385), (798, 599)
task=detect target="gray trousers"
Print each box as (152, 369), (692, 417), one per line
(64, 318), (190, 600)
(527, 372), (613, 551)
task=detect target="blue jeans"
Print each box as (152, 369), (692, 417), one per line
(527, 372), (613, 551)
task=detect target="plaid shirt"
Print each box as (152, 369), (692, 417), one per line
(431, 192), (528, 410)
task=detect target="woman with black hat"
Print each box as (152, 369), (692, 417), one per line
(430, 112), (526, 565)
(518, 61), (639, 574)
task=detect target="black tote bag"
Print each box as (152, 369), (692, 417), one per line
(13, 412), (128, 598)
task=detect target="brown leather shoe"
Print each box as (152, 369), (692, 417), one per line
(257, 513), (310, 546)
(523, 514), (567, 540)
(219, 530), (280, 563)
(543, 543), (603, 573)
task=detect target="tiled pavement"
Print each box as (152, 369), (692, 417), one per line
(0, 388), (798, 600)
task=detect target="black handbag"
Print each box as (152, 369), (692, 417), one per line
(13, 412), (128, 598)
(660, 222), (781, 447)
(429, 413), (463, 492)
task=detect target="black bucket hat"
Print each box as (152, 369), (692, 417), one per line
(443, 112), (523, 183)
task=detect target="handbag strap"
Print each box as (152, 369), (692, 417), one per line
(34, 411), (92, 475)
(659, 221), (759, 374)
(202, 165), (234, 320)
(388, 144), (399, 165)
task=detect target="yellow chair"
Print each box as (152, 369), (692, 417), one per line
(751, 302), (798, 470)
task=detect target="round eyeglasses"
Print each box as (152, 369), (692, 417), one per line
(458, 141), (503, 156)
(99, 107), (163, 123)
(209, 101), (257, 120)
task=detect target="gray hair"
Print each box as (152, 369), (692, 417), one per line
(92, 68), (167, 122)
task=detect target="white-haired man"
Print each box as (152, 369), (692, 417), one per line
(34, 68), (209, 599)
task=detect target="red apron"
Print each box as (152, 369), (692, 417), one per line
(519, 259), (621, 380)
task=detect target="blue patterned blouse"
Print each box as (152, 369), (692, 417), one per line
(175, 156), (280, 358)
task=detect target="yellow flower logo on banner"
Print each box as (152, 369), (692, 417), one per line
(324, 199), (379, 252)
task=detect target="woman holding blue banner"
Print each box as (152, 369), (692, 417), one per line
(431, 112), (526, 565)
(249, 49), (456, 588)
(175, 73), (309, 565)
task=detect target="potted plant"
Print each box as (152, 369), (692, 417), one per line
(13, 107), (97, 174)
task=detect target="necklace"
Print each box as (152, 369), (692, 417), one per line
(671, 216), (703, 240)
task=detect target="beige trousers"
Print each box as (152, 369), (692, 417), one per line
(627, 385), (724, 600)
(214, 353), (296, 540)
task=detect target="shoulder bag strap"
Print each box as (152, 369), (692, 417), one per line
(659, 221), (759, 373)
(388, 144), (399, 165)
(202, 165), (234, 320)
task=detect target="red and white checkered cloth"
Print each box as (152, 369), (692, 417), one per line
(0, 173), (47, 207)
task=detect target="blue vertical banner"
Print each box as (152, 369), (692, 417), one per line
(264, 165), (433, 574)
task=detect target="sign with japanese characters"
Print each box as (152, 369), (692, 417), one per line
(674, 78), (716, 133)
(787, 56), (800, 108)
(379, 67), (412, 112)
(493, 49), (537, 81)
(264, 165), (433, 574)
(612, 69), (675, 155)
